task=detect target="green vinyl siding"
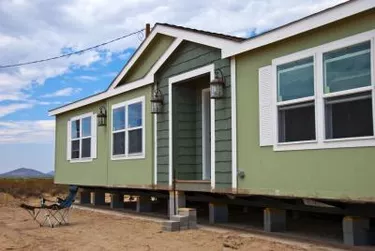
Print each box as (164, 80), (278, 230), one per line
(236, 9), (375, 201)
(54, 85), (153, 187)
(120, 34), (174, 84)
(54, 102), (108, 186)
(156, 41), (232, 189)
(107, 85), (153, 187)
(172, 76), (208, 180)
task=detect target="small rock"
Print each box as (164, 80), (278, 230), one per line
(222, 236), (244, 250)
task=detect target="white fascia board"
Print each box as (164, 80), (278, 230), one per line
(108, 31), (159, 90)
(155, 25), (238, 53)
(108, 25), (237, 90)
(222, 0), (375, 58)
(48, 39), (183, 116)
(149, 38), (182, 75)
(48, 76), (153, 116)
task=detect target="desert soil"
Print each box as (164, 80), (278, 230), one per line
(0, 193), (340, 251)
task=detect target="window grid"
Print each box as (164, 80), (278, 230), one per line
(71, 116), (92, 160)
(276, 55), (317, 144)
(111, 97), (144, 159)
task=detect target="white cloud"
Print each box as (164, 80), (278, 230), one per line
(29, 100), (62, 106)
(41, 87), (82, 98)
(76, 75), (98, 81)
(0, 103), (34, 118)
(103, 71), (119, 78)
(0, 120), (55, 143)
(0, 92), (29, 101)
(117, 51), (133, 60)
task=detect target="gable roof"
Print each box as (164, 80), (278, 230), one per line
(49, 23), (242, 116)
(49, 0), (375, 116)
(106, 23), (244, 91)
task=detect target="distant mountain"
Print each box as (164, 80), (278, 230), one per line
(0, 168), (53, 178)
(46, 171), (55, 176)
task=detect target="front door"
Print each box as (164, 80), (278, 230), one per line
(202, 88), (211, 180)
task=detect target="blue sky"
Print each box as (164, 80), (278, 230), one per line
(0, 0), (346, 173)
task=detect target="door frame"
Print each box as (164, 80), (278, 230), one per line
(202, 88), (211, 180)
(168, 64), (216, 189)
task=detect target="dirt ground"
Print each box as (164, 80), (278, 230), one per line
(0, 193), (342, 251)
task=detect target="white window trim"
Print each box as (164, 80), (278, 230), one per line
(68, 112), (95, 163)
(111, 96), (146, 160)
(271, 29), (375, 151)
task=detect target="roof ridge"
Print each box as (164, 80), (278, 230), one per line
(156, 23), (246, 42)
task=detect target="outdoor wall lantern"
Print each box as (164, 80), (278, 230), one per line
(151, 87), (163, 114)
(97, 106), (107, 127)
(210, 69), (225, 99)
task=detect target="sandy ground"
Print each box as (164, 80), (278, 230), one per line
(0, 194), (342, 251)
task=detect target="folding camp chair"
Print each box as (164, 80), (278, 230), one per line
(20, 185), (78, 228)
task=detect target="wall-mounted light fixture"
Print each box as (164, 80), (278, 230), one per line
(97, 106), (107, 126)
(151, 84), (163, 114)
(210, 69), (225, 99)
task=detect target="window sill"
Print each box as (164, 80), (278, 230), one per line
(276, 140), (317, 146)
(111, 154), (145, 161)
(70, 158), (93, 163)
(323, 135), (375, 143)
(274, 136), (375, 151)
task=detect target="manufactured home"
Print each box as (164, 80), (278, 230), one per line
(49, 0), (375, 246)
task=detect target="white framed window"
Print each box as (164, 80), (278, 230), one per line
(67, 112), (97, 162)
(111, 96), (145, 160)
(276, 56), (317, 143)
(264, 29), (375, 151)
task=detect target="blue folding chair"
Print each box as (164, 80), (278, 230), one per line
(20, 185), (78, 228)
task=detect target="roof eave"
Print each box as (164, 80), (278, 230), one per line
(222, 0), (375, 58)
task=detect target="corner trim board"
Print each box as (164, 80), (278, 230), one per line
(153, 114), (157, 185)
(230, 57), (237, 190)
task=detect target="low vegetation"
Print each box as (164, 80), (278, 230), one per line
(0, 178), (67, 198)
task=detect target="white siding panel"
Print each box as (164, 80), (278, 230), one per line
(258, 65), (273, 146)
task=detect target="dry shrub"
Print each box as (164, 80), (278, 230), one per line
(0, 192), (16, 205)
(0, 178), (68, 199)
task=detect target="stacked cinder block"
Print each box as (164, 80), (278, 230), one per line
(179, 208), (197, 229)
(343, 216), (370, 246)
(171, 215), (189, 230)
(162, 208), (198, 232)
(162, 220), (180, 232)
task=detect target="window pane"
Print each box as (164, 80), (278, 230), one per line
(128, 102), (142, 128)
(277, 57), (314, 101)
(324, 41), (371, 93)
(113, 107), (125, 131)
(82, 117), (91, 137)
(128, 129), (142, 154)
(81, 138), (91, 158)
(71, 120), (80, 139)
(71, 140), (80, 159)
(278, 102), (316, 142)
(325, 92), (373, 139)
(113, 132), (125, 155)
